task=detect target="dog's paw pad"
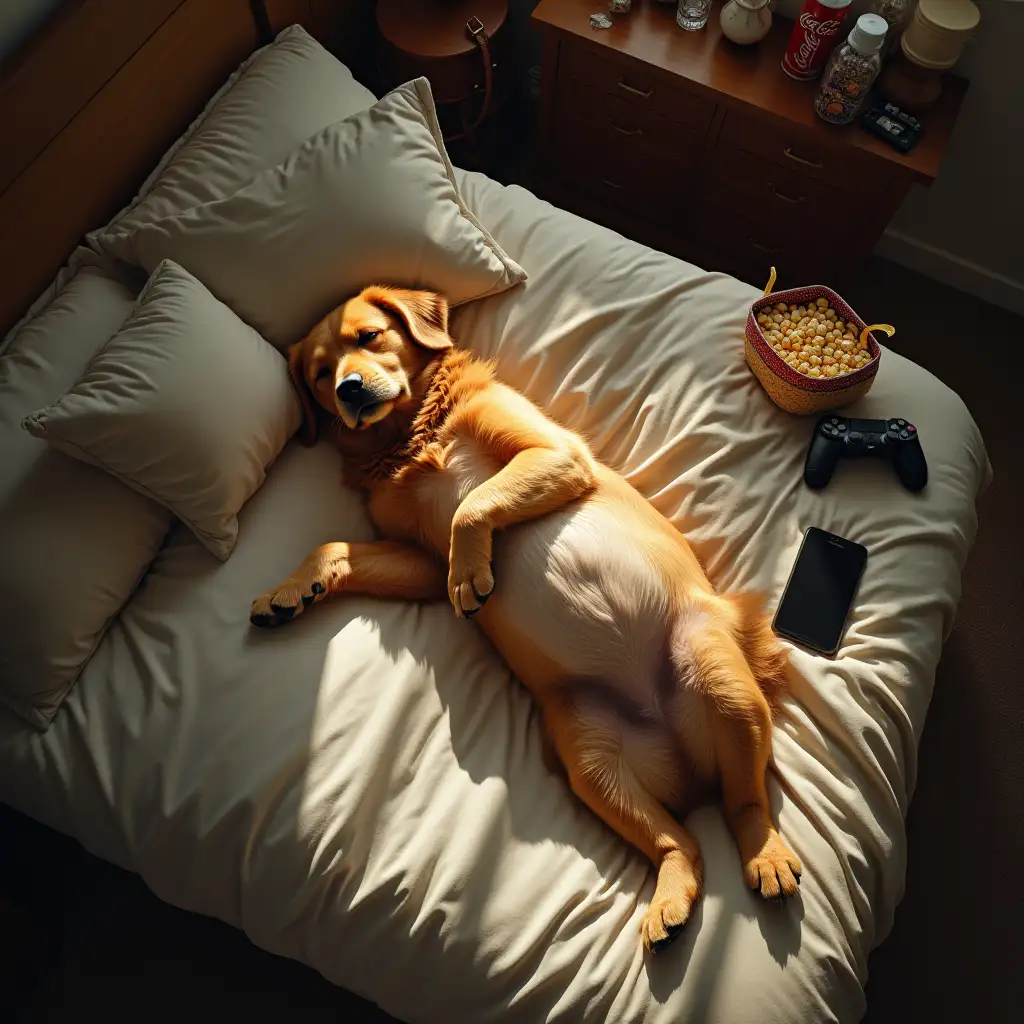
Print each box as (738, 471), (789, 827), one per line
(270, 603), (296, 620)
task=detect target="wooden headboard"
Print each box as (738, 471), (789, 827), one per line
(0, 0), (374, 336)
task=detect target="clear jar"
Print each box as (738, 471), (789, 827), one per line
(814, 14), (888, 125)
(870, 0), (914, 58)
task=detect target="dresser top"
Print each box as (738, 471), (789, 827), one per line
(532, 0), (966, 183)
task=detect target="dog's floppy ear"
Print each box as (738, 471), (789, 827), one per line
(287, 341), (318, 446)
(361, 286), (452, 351)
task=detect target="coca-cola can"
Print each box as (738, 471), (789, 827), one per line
(782, 0), (852, 81)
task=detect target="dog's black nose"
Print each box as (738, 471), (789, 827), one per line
(337, 373), (364, 403)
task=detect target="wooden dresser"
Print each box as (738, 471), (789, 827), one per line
(531, 0), (966, 289)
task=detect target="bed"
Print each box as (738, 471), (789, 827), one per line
(0, 5), (991, 1023)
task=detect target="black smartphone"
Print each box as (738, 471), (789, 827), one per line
(773, 527), (867, 656)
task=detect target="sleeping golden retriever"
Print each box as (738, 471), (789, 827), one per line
(251, 286), (800, 951)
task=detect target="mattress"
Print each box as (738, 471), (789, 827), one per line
(0, 172), (990, 1023)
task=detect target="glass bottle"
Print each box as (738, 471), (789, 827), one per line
(814, 13), (888, 126)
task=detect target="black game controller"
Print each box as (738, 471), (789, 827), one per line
(805, 416), (928, 491)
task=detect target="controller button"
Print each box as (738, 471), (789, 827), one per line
(837, 423), (847, 431)
(900, 430), (909, 439)
(907, 424), (916, 433)
(830, 417), (839, 424)
(897, 418), (906, 426)
(849, 431), (863, 442)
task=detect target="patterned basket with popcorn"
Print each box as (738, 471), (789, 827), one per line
(745, 269), (894, 416)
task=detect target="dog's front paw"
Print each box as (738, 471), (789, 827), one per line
(447, 528), (494, 619)
(250, 579), (326, 627)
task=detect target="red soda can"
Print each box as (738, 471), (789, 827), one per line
(782, 0), (852, 81)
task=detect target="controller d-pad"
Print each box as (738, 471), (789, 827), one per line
(837, 423), (846, 432)
(848, 431), (863, 442)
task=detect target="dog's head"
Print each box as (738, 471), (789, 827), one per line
(288, 286), (452, 443)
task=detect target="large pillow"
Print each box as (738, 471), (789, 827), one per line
(0, 268), (172, 730)
(24, 261), (300, 562)
(92, 25), (377, 257)
(102, 79), (526, 349)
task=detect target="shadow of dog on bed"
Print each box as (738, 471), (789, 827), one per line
(251, 285), (802, 953)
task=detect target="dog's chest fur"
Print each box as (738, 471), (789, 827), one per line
(408, 437), (503, 554)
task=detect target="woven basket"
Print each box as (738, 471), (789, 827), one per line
(746, 284), (883, 415)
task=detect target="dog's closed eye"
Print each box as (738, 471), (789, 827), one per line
(315, 365), (331, 381)
(357, 330), (381, 346)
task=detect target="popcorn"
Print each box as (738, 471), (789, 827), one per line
(759, 297), (876, 379)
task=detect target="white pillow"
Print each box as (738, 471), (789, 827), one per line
(107, 78), (526, 349)
(24, 261), (300, 561)
(0, 268), (172, 729)
(92, 25), (377, 258)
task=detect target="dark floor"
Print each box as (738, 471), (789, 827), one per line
(2, 256), (1021, 1023)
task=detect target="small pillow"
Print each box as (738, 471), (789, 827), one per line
(115, 78), (526, 349)
(1, 267), (172, 730)
(23, 261), (300, 561)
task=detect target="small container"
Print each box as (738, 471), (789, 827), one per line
(877, 42), (943, 111)
(720, 0), (772, 46)
(746, 280), (885, 415)
(782, 0), (852, 81)
(902, 0), (980, 69)
(814, 13), (888, 126)
(870, 0), (914, 59)
(676, 0), (713, 33)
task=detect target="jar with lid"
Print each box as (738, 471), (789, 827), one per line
(870, 0), (914, 58)
(814, 13), (888, 125)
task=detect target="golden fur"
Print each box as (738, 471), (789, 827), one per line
(252, 287), (801, 951)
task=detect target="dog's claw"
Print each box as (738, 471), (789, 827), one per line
(650, 923), (685, 954)
(311, 582), (325, 596)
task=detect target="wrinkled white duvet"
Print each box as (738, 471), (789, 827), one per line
(0, 171), (990, 1023)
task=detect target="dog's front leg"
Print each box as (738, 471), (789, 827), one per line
(251, 541), (447, 627)
(448, 443), (596, 618)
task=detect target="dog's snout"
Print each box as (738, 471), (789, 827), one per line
(337, 373), (364, 403)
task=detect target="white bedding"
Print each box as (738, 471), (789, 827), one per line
(0, 172), (990, 1023)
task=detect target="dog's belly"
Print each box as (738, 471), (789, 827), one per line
(491, 501), (672, 699)
(414, 441), (675, 709)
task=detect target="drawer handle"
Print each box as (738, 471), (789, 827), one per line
(783, 147), (824, 170)
(617, 78), (654, 99)
(612, 123), (643, 137)
(769, 183), (805, 204)
(599, 177), (623, 190)
(749, 238), (783, 255)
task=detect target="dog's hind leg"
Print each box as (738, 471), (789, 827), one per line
(543, 696), (703, 952)
(668, 617), (802, 899)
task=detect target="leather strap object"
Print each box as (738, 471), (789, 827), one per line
(444, 17), (493, 143)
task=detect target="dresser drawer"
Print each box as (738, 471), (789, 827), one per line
(560, 42), (715, 132)
(719, 109), (876, 191)
(696, 201), (838, 286)
(554, 114), (690, 224)
(556, 78), (705, 163)
(706, 143), (844, 228)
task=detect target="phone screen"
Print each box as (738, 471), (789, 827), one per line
(773, 528), (867, 655)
